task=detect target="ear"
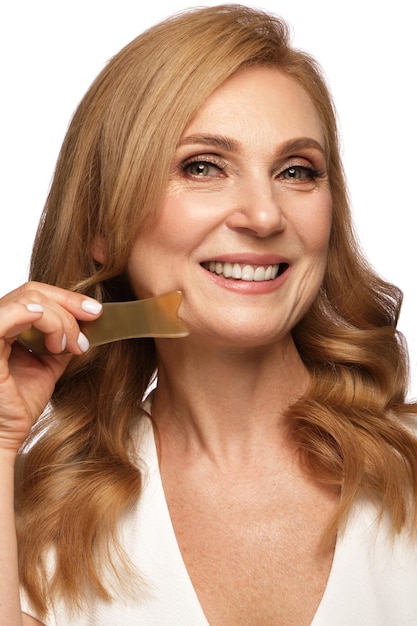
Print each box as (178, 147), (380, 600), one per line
(92, 235), (107, 264)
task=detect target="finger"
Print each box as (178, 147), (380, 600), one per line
(0, 284), (103, 355)
(0, 301), (45, 341)
(27, 304), (92, 355)
(10, 282), (103, 322)
(0, 301), (65, 355)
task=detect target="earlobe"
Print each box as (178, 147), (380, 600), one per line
(92, 235), (107, 264)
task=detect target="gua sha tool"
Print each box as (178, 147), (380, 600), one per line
(17, 291), (189, 355)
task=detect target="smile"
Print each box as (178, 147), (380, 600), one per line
(202, 261), (287, 282)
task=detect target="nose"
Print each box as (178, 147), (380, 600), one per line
(226, 177), (285, 238)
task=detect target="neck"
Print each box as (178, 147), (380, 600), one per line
(150, 334), (309, 463)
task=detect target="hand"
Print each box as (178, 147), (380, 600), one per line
(0, 282), (103, 455)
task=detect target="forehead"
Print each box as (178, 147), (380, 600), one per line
(182, 66), (325, 148)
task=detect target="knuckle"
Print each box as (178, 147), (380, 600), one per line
(18, 280), (40, 293)
(16, 282), (44, 303)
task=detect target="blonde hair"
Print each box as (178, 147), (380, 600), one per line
(16, 3), (417, 616)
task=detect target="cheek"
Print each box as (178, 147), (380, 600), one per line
(299, 195), (332, 254)
(155, 192), (221, 251)
(126, 199), (200, 296)
(130, 197), (186, 262)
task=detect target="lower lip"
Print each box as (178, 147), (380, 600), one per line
(201, 265), (290, 294)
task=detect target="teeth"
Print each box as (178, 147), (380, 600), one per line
(205, 261), (280, 281)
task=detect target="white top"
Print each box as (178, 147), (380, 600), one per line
(21, 403), (417, 625)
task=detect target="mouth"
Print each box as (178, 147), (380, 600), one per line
(201, 261), (289, 282)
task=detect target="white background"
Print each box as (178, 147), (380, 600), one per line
(1, 1), (416, 397)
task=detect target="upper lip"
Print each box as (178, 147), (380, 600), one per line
(200, 253), (290, 266)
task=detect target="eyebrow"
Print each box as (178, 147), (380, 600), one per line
(177, 134), (239, 152)
(176, 134), (326, 156)
(280, 137), (325, 156)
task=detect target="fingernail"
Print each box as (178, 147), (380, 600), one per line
(26, 303), (44, 313)
(81, 300), (102, 315)
(77, 332), (90, 352)
(61, 334), (67, 352)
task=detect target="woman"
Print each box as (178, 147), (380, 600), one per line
(1, 4), (417, 625)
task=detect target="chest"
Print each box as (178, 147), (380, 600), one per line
(162, 466), (337, 626)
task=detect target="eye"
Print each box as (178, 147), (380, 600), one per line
(181, 157), (225, 179)
(280, 165), (319, 181)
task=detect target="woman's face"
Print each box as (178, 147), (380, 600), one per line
(127, 66), (332, 347)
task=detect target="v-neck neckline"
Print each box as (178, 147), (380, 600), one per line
(139, 402), (342, 626)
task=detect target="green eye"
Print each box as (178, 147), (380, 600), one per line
(182, 157), (224, 178)
(188, 162), (212, 176)
(288, 167), (300, 178)
(283, 166), (311, 179)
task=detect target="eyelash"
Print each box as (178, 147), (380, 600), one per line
(279, 165), (323, 181)
(179, 155), (324, 182)
(180, 155), (225, 178)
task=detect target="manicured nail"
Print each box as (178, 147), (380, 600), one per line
(61, 334), (67, 352)
(77, 332), (90, 352)
(26, 303), (44, 313)
(81, 300), (102, 315)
